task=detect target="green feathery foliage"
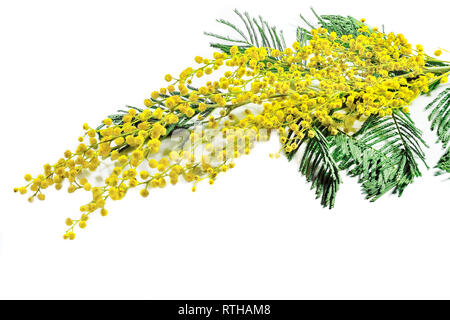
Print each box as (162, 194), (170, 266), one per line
(205, 9), (286, 54)
(425, 88), (450, 175)
(436, 148), (450, 177)
(302, 8), (362, 38)
(426, 88), (450, 148)
(298, 128), (341, 208)
(333, 111), (428, 201)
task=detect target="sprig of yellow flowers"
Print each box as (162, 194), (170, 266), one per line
(15, 12), (449, 239)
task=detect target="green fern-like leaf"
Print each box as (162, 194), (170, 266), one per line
(205, 9), (286, 54)
(436, 148), (450, 177)
(299, 8), (366, 38)
(426, 88), (450, 148)
(299, 128), (341, 209)
(333, 111), (428, 201)
(425, 87), (450, 176)
(296, 26), (311, 47)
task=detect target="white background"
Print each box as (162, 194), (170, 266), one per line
(1, 0), (449, 299)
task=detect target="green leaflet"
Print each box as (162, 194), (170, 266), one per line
(299, 128), (341, 209)
(425, 88), (450, 176)
(302, 8), (363, 38)
(333, 111), (428, 201)
(296, 26), (311, 47)
(205, 9), (285, 54)
(426, 88), (450, 148)
(436, 148), (450, 177)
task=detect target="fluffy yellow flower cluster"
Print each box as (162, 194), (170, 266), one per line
(15, 24), (449, 239)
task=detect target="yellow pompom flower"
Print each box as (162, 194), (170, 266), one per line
(230, 46), (239, 55)
(151, 91), (160, 99)
(140, 189), (149, 198)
